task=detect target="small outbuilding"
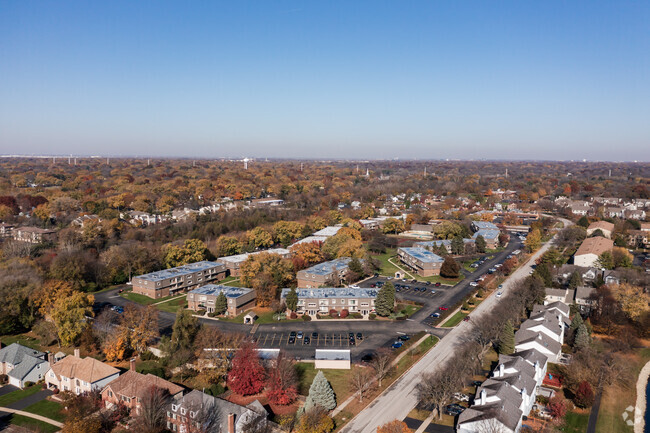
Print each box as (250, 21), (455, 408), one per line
(314, 349), (351, 370)
(244, 312), (258, 325)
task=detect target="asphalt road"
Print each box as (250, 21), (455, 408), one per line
(339, 218), (572, 433)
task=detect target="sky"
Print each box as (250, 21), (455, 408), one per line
(1, 1), (649, 161)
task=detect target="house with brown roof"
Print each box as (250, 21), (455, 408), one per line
(573, 236), (613, 268)
(586, 221), (614, 239)
(101, 360), (184, 415)
(45, 349), (120, 395)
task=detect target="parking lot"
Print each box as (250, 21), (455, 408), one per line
(253, 331), (367, 348)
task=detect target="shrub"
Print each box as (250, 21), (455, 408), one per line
(140, 350), (158, 361)
(196, 309), (207, 316)
(396, 316), (407, 321)
(0, 374), (7, 385)
(547, 395), (567, 418)
(24, 382), (34, 388)
(329, 309), (339, 318)
(302, 314), (312, 321)
(137, 364), (166, 378)
(350, 312), (363, 318)
(340, 309), (349, 318)
(205, 383), (225, 396)
(369, 313), (377, 320)
(574, 381), (594, 408)
(290, 312), (298, 319)
(208, 311), (218, 318)
(476, 288), (485, 298)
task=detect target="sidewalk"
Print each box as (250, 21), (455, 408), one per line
(0, 406), (63, 428)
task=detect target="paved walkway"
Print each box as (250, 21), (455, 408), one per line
(7, 390), (53, 411)
(586, 387), (602, 433)
(0, 406), (62, 428)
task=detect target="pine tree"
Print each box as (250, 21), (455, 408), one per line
(171, 310), (200, 351)
(348, 257), (364, 275)
(577, 216), (589, 228)
(451, 236), (464, 255)
(533, 263), (552, 287)
(285, 287), (298, 312)
(475, 235), (487, 253)
(568, 272), (582, 290)
(569, 313), (583, 333)
(215, 292), (227, 315)
(498, 321), (515, 355)
(307, 370), (336, 410)
(573, 323), (590, 350)
(375, 283), (395, 317)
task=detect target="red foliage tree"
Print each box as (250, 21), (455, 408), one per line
(227, 342), (266, 396)
(574, 381), (595, 408)
(340, 309), (349, 318)
(329, 309), (339, 318)
(266, 351), (298, 405)
(547, 395), (567, 418)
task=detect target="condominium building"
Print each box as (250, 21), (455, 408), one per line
(186, 284), (256, 316)
(132, 261), (227, 299)
(296, 258), (354, 288)
(12, 227), (56, 244)
(397, 247), (444, 276)
(281, 287), (378, 316)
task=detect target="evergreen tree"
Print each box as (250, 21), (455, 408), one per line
(573, 323), (590, 350)
(596, 251), (614, 269)
(451, 236), (464, 255)
(348, 257), (364, 276)
(533, 263), (553, 287)
(215, 292), (228, 315)
(285, 287), (299, 312)
(306, 370), (336, 411)
(497, 321), (515, 355)
(569, 313), (584, 333)
(440, 257), (460, 278)
(375, 283), (395, 317)
(171, 310), (200, 351)
(568, 272), (582, 290)
(577, 216), (589, 228)
(475, 235), (487, 253)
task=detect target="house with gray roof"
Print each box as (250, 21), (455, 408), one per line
(457, 398), (523, 433)
(574, 286), (597, 314)
(515, 330), (562, 363)
(132, 261), (227, 299)
(0, 343), (49, 389)
(472, 229), (500, 249)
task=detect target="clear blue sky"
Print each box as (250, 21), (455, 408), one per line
(1, 1), (648, 160)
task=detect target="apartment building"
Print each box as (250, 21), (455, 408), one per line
(132, 261), (227, 299)
(186, 285), (256, 316)
(573, 236), (613, 267)
(0, 223), (14, 238)
(472, 229), (500, 249)
(281, 287), (378, 316)
(296, 257), (354, 288)
(414, 239), (475, 254)
(12, 227), (56, 244)
(218, 248), (291, 277)
(397, 247), (444, 276)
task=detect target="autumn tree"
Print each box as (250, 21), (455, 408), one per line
(273, 221), (304, 246)
(31, 280), (76, 319)
(132, 386), (171, 433)
(371, 348), (392, 387)
(119, 304), (159, 354)
(613, 283), (649, 323)
(290, 241), (324, 270)
(247, 227), (274, 249)
(296, 408), (334, 433)
(440, 257), (460, 278)
(547, 394), (567, 419)
(350, 367), (374, 402)
(193, 326), (242, 388)
(266, 351), (298, 405)
(240, 253), (294, 307)
(321, 227), (363, 259)
(377, 420), (412, 433)
(215, 236), (243, 257)
(164, 238), (210, 268)
(382, 218), (405, 235)
(573, 381), (595, 408)
(525, 228), (542, 252)
(227, 342), (266, 396)
(51, 292), (94, 346)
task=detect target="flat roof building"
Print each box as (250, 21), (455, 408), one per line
(314, 349), (351, 370)
(218, 248), (291, 276)
(397, 247), (444, 276)
(472, 229), (500, 249)
(187, 284), (256, 316)
(296, 257), (354, 288)
(281, 287), (378, 317)
(12, 227), (56, 244)
(132, 261), (227, 299)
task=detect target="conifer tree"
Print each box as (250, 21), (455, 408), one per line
(440, 257), (460, 278)
(375, 283), (395, 317)
(215, 292), (227, 315)
(285, 287), (298, 312)
(573, 323), (590, 350)
(498, 321), (515, 355)
(306, 370), (336, 411)
(451, 236), (464, 255)
(568, 271), (582, 290)
(475, 235), (487, 253)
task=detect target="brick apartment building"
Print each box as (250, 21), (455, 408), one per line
(296, 257), (354, 288)
(186, 284), (256, 316)
(397, 247), (444, 276)
(132, 261), (227, 299)
(281, 287), (378, 316)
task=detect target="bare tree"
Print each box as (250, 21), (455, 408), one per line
(132, 386), (171, 433)
(350, 367), (374, 402)
(417, 370), (459, 419)
(370, 348), (392, 387)
(475, 415), (508, 433)
(240, 413), (271, 433)
(179, 398), (222, 433)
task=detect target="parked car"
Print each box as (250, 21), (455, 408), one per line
(349, 332), (355, 339)
(303, 336), (310, 345)
(463, 316), (470, 322)
(391, 341), (403, 349)
(495, 263), (503, 268)
(349, 338), (356, 346)
(398, 335), (410, 341)
(361, 353), (374, 363)
(471, 380), (483, 387)
(288, 336), (296, 344)
(312, 332), (318, 339)
(439, 306), (448, 311)
(297, 331), (303, 339)
(435, 282), (441, 287)
(430, 312), (440, 318)
(497, 284), (503, 289)
(289, 331), (296, 337)
(496, 291), (503, 298)
(356, 333), (363, 340)
(454, 393), (470, 402)
(445, 404), (465, 416)
(431, 290), (436, 294)
(469, 281), (479, 287)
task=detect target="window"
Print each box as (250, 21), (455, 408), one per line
(50, 372), (55, 378)
(181, 408), (186, 415)
(340, 299), (346, 305)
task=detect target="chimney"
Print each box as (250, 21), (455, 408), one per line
(480, 389), (486, 405)
(73, 348), (80, 358)
(499, 363), (504, 377)
(47, 352), (54, 365)
(130, 358), (136, 372)
(228, 413), (235, 433)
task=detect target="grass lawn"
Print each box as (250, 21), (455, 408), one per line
(370, 248), (400, 276)
(23, 399), (65, 422)
(295, 363), (353, 402)
(216, 308), (302, 324)
(120, 291), (177, 305)
(0, 334), (43, 351)
(441, 310), (468, 328)
(220, 276), (239, 284)
(416, 274), (464, 285)
(561, 410), (590, 433)
(391, 303), (422, 319)
(156, 296), (187, 313)
(7, 414), (60, 433)
(0, 384), (43, 406)
(222, 278), (243, 287)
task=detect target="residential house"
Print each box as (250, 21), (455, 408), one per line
(624, 209), (646, 220)
(132, 261), (227, 299)
(122, 211), (168, 226)
(218, 248), (291, 277)
(569, 203), (591, 216)
(0, 343), (49, 389)
(573, 236), (613, 267)
(574, 286), (597, 314)
(101, 360), (184, 415)
(359, 219), (379, 230)
(457, 398), (523, 433)
(280, 287), (378, 316)
(604, 206), (625, 219)
(312, 226), (343, 237)
(45, 349), (119, 395)
(166, 389), (269, 433)
(627, 230), (649, 248)
(71, 214), (101, 227)
(553, 265), (598, 286)
(296, 258), (354, 288)
(186, 285), (256, 316)
(519, 310), (568, 344)
(12, 227), (56, 244)
(514, 330), (562, 363)
(641, 222), (650, 232)
(544, 288), (575, 305)
(0, 223), (14, 238)
(397, 247), (444, 277)
(586, 221), (615, 239)
(288, 235), (328, 249)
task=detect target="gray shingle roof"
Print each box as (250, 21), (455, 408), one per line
(458, 399), (523, 432)
(0, 343), (45, 366)
(8, 355), (48, 382)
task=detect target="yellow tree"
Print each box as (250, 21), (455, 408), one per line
(290, 241), (324, 269)
(51, 292), (94, 346)
(525, 228), (542, 252)
(240, 253), (294, 306)
(246, 227), (274, 249)
(377, 420), (412, 433)
(164, 239), (209, 267)
(31, 280), (76, 318)
(613, 283), (649, 323)
(121, 305), (159, 353)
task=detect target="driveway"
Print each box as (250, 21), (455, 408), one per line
(7, 389), (53, 410)
(0, 385), (18, 398)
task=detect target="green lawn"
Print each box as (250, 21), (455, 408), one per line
(23, 399), (65, 422)
(561, 410), (590, 433)
(391, 303), (422, 319)
(222, 278), (243, 287)
(441, 310), (468, 328)
(0, 335), (43, 351)
(0, 384), (43, 406)
(295, 362), (353, 402)
(7, 414), (60, 433)
(156, 296), (187, 313)
(215, 309), (302, 324)
(120, 291), (178, 305)
(370, 248), (400, 276)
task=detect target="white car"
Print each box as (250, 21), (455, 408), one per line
(494, 263), (503, 268)
(350, 285), (360, 289)
(453, 393), (470, 402)
(496, 291), (503, 298)
(469, 282), (479, 287)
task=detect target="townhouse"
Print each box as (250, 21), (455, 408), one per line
(0, 223), (14, 238)
(218, 248), (291, 277)
(132, 261), (227, 299)
(296, 257), (354, 288)
(45, 349), (119, 395)
(0, 343), (49, 389)
(186, 285), (256, 316)
(586, 221), (614, 239)
(12, 227), (56, 244)
(573, 236), (613, 268)
(397, 247), (444, 277)
(281, 287), (378, 316)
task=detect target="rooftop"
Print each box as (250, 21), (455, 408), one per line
(134, 261), (223, 282)
(575, 236), (613, 257)
(398, 247), (444, 263)
(473, 221), (499, 230)
(312, 226), (343, 237)
(472, 229), (500, 240)
(299, 258), (353, 276)
(281, 287), (378, 299)
(587, 220), (615, 232)
(219, 248), (290, 264)
(315, 349), (351, 361)
(188, 284), (253, 298)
